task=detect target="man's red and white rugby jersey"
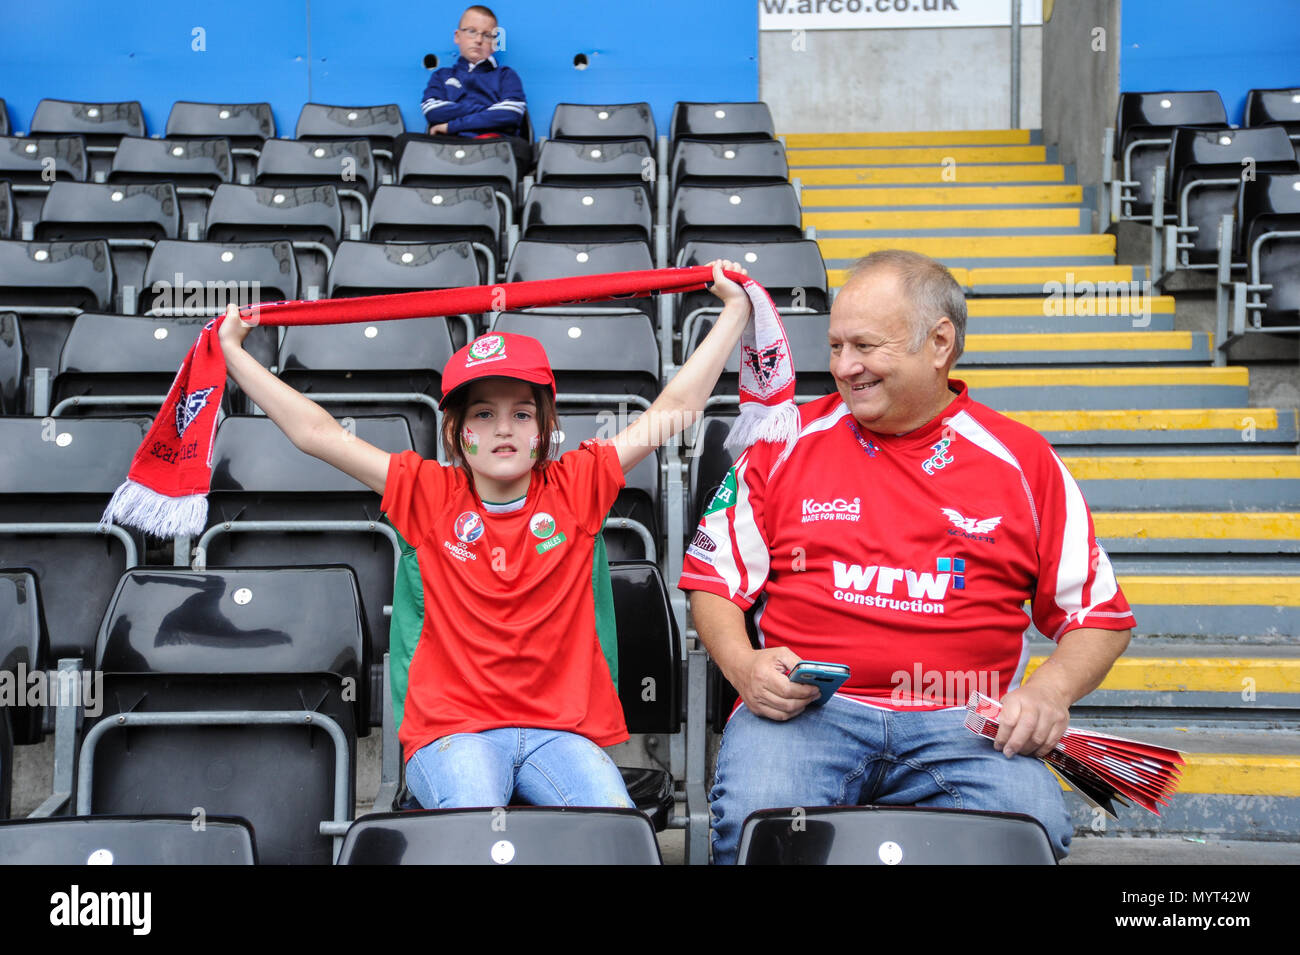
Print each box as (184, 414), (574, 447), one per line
(679, 380), (1136, 709)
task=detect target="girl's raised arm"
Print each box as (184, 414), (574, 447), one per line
(611, 260), (751, 474)
(219, 304), (392, 495)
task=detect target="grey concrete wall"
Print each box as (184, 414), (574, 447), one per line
(1041, 0), (1120, 222)
(759, 26), (1041, 133)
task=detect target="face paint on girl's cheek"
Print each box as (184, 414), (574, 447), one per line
(529, 435), (539, 460)
(462, 427), (479, 455)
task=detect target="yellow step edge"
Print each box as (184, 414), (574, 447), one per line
(799, 165), (1066, 186)
(781, 130), (1034, 147)
(1025, 656), (1300, 693)
(788, 146), (1048, 166)
(1114, 576), (1300, 607)
(1059, 456), (1300, 480)
(968, 297), (1176, 317)
(801, 184), (1084, 207)
(829, 265), (1143, 287)
(804, 208), (1084, 230)
(1007, 409), (1278, 432)
(819, 235), (1117, 258)
(1092, 512), (1300, 539)
(1061, 755), (1300, 798)
(958, 367), (1248, 387)
(964, 332), (1196, 352)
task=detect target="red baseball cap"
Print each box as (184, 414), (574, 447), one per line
(439, 331), (557, 409)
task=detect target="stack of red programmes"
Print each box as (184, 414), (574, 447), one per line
(964, 691), (1185, 818)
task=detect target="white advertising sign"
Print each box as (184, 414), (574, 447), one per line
(760, 0), (1043, 31)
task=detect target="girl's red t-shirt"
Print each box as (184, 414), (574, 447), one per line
(381, 440), (630, 763)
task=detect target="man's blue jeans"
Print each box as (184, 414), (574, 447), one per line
(406, 728), (634, 809)
(710, 696), (1074, 864)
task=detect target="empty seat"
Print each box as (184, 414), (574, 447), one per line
(51, 313), (213, 418)
(35, 181), (179, 298)
(200, 415), (411, 726)
(256, 138), (375, 236)
(0, 816), (257, 864)
(30, 100), (145, 177)
(1113, 90), (1227, 219)
(279, 316), (454, 460)
(520, 184), (652, 243)
(504, 239), (656, 320)
(670, 183), (802, 254)
(549, 102), (656, 147)
(0, 570), (49, 750)
(0, 135), (89, 230)
(1245, 88), (1300, 142)
(83, 566), (366, 865)
(0, 98), (8, 136)
(0, 416), (147, 665)
(0, 182), (11, 240)
(736, 806), (1056, 864)
(204, 183), (343, 292)
(534, 139), (654, 192)
(671, 102), (775, 151)
(1164, 125), (1297, 266)
(0, 239), (113, 378)
(326, 240), (481, 329)
(108, 136), (234, 235)
(493, 312), (659, 410)
(166, 101), (276, 148)
(670, 139), (789, 192)
(367, 185), (500, 280)
(296, 103), (405, 183)
(395, 137), (518, 235)
(1235, 171), (1300, 328)
(0, 312), (24, 414)
(674, 238), (828, 345)
(140, 239), (298, 320)
(338, 807), (661, 864)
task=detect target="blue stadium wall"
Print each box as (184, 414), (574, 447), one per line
(1, 0), (759, 137)
(1120, 0), (1300, 123)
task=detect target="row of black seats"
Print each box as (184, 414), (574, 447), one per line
(0, 560), (682, 862)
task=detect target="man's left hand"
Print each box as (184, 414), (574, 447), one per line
(993, 682), (1071, 759)
(428, 123), (449, 135)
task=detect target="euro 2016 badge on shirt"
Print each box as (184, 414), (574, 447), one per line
(454, 511), (485, 544)
(531, 511), (566, 555)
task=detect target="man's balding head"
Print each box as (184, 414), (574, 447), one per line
(842, 250), (967, 366)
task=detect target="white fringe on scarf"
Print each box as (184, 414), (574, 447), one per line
(101, 479), (209, 540)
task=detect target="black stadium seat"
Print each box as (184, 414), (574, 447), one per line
(0, 312), (24, 414)
(520, 183), (652, 244)
(1162, 125), (1297, 268)
(395, 137), (519, 237)
(549, 102), (656, 147)
(200, 415), (411, 727)
(338, 807), (661, 864)
(670, 182), (802, 254)
(685, 311), (836, 400)
(82, 566), (366, 865)
(326, 241), (482, 340)
(51, 313), (214, 418)
(0, 182), (12, 240)
(534, 139), (655, 193)
(30, 100), (145, 177)
(140, 238), (298, 320)
(204, 183), (343, 293)
(671, 101), (775, 147)
(1, 135), (89, 232)
(0, 569), (49, 749)
(1245, 87), (1300, 143)
(0, 98), (8, 137)
(108, 136), (234, 235)
(670, 139), (789, 192)
(367, 185), (500, 280)
(165, 100), (275, 185)
(505, 238), (653, 282)
(35, 181), (180, 298)
(279, 316), (454, 460)
(0, 239), (114, 378)
(0, 416), (147, 665)
(255, 138), (375, 236)
(296, 103), (405, 183)
(0, 816), (257, 864)
(1231, 171), (1300, 329)
(1112, 90), (1227, 220)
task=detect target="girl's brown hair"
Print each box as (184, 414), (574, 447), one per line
(440, 381), (559, 486)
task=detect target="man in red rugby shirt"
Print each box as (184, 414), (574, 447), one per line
(681, 250), (1133, 864)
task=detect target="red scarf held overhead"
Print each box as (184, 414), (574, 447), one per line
(102, 266), (800, 539)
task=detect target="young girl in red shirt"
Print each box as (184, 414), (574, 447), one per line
(218, 261), (751, 809)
